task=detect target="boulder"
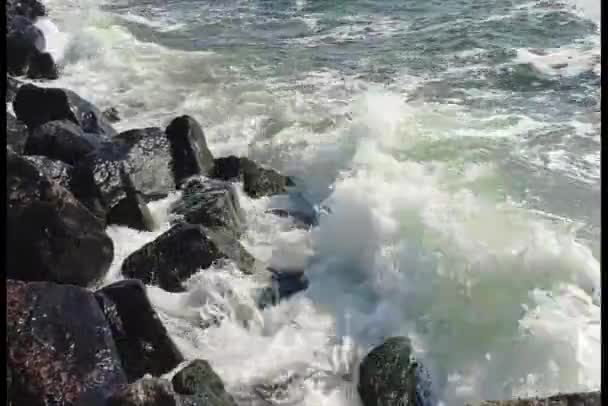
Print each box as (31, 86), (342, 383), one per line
(7, 280), (127, 406)
(73, 140), (154, 230)
(6, 16), (56, 79)
(6, 0), (46, 23)
(170, 177), (243, 239)
(107, 377), (177, 406)
(103, 107), (121, 123)
(470, 392), (601, 406)
(165, 115), (215, 186)
(7, 113), (29, 154)
(24, 120), (98, 165)
(211, 155), (294, 198)
(114, 127), (177, 201)
(172, 359), (237, 406)
(7, 75), (22, 103)
(13, 83), (80, 130)
(257, 268), (309, 309)
(23, 155), (106, 222)
(358, 336), (436, 406)
(121, 223), (259, 292)
(95, 280), (184, 382)
(6, 150), (114, 286)
(13, 83), (117, 136)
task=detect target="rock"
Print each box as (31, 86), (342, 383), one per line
(27, 51), (59, 79)
(64, 88), (117, 136)
(107, 377), (177, 406)
(74, 141), (154, 230)
(165, 115), (215, 186)
(95, 280), (184, 382)
(121, 223), (259, 292)
(7, 113), (29, 154)
(13, 83), (80, 130)
(257, 268), (309, 308)
(171, 177), (244, 239)
(358, 336), (436, 406)
(211, 155), (294, 198)
(114, 127), (176, 201)
(7, 75), (22, 102)
(13, 83), (117, 135)
(6, 0), (46, 23)
(172, 359), (237, 406)
(265, 192), (319, 228)
(7, 280), (127, 406)
(24, 120), (97, 165)
(6, 150), (114, 286)
(470, 392), (601, 406)
(103, 107), (121, 123)
(23, 155), (106, 222)
(6, 16), (47, 77)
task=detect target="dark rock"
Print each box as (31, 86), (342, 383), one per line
(95, 279), (184, 382)
(6, 0), (46, 23)
(171, 177), (244, 239)
(121, 223), (259, 292)
(211, 155), (294, 198)
(358, 336), (436, 406)
(64, 88), (117, 136)
(7, 113), (29, 154)
(470, 392), (601, 406)
(6, 150), (114, 286)
(23, 155), (106, 222)
(165, 115), (215, 186)
(114, 127), (176, 201)
(6, 16), (46, 77)
(27, 51), (59, 79)
(172, 359), (237, 406)
(7, 280), (127, 406)
(7, 75), (22, 102)
(265, 192), (319, 228)
(74, 141), (154, 230)
(257, 268), (309, 308)
(107, 377), (177, 406)
(12, 83), (117, 136)
(103, 107), (121, 123)
(13, 83), (79, 130)
(25, 120), (97, 165)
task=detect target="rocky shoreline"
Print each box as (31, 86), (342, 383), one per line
(5, 1), (601, 405)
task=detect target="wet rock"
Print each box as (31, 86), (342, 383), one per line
(95, 280), (184, 382)
(6, 0), (46, 23)
(358, 336), (436, 406)
(7, 113), (29, 154)
(470, 392), (601, 406)
(172, 359), (237, 406)
(64, 88), (117, 136)
(165, 115), (215, 186)
(25, 120), (97, 165)
(12, 83), (117, 135)
(265, 192), (319, 228)
(257, 268), (309, 308)
(27, 51), (59, 79)
(13, 83), (80, 130)
(7, 280), (127, 406)
(74, 140), (154, 230)
(6, 16), (52, 78)
(170, 177), (244, 239)
(107, 377), (177, 406)
(103, 107), (121, 123)
(121, 223), (259, 292)
(114, 127), (176, 201)
(211, 155), (294, 198)
(7, 75), (22, 103)
(6, 150), (114, 286)
(23, 155), (106, 222)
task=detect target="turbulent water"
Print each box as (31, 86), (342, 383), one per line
(27, 0), (601, 404)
